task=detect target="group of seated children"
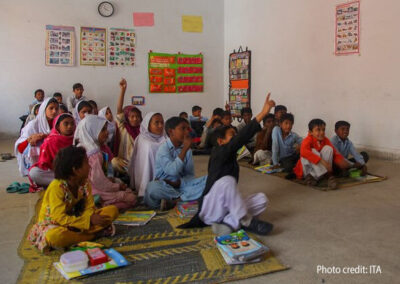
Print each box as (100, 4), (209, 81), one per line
(17, 80), (368, 253)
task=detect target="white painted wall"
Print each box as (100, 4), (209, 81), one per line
(0, 0), (224, 135)
(224, 0), (400, 155)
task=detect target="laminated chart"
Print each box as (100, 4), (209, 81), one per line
(335, 1), (360, 55)
(45, 25), (75, 66)
(80, 27), (106, 66)
(148, 52), (203, 93)
(109, 28), (135, 66)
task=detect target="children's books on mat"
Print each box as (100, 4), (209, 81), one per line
(113, 210), (156, 226)
(175, 200), (198, 218)
(215, 229), (269, 264)
(54, 248), (129, 280)
(255, 164), (283, 174)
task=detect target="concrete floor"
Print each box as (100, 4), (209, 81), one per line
(0, 138), (399, 284)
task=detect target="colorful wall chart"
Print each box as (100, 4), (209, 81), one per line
(80, 27), (106, 66)
(335, 1), (360, 55)
(45, 25), (75, 66)
(148, 52), (203, 93)
(228, 49), (251, 118)
(109, 28), (135, 66)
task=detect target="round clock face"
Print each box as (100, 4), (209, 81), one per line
(98, 1), (114, 17)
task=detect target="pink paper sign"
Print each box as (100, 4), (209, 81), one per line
(133, 13), (154, 27)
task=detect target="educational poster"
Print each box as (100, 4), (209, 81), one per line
(80, 27), (106, 66)
(148, 52), (203, 93)
(335, 1), (360, 55)
(109, 28), (135, 66)
(228, 49), (251, 118)
(45, 25), (75, 66)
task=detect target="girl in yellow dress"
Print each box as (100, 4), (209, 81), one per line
(28, 146), (119, 253)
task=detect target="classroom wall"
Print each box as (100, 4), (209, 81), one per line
(0, 0), (224, 136)
(224, 0), (400, 157)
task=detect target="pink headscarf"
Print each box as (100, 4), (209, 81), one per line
(123, 106), (142, 139)
(36, 113), (75, 170)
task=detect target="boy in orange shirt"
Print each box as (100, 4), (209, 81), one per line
(293, 119), (349, 189)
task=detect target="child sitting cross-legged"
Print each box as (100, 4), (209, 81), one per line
(28, 146), (119, 253)
(271, 113), (302, 173)
(145, 117), (207, 210)
(252, 113), (275, 165)
(293, 119), (350, 189)
(128, 112), (167, 198)
(29, 113), (75, 188)
(179, 93), (276, 236)
(331, 121), (368, 175)
(74, 115), (137, 211)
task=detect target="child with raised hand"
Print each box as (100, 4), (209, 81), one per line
(271, 113), (302, 173)
(29, 113), (75, 188)
(128, 112), (166, 197)
(293, 119), (350, 189)
(253, 113), (275, 165)
(15, 98), (59, 176)
(28, 146), (119, 253)
(116, 78), (142, 164)
(179, 93), (276, 236)
(331, 121), (368, 175)
(73, 100), (92, 124)
(145, 117), (207, 210)
(74, 115), (137, 211)
(67, 83), (87, 112)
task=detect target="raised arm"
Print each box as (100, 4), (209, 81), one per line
(117, 78), (127, 115)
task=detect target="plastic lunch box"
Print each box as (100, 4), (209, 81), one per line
(60, 250), (89, 273)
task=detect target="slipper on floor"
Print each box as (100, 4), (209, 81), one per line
(6, 182), (21, 193)
(0, 153), (14, 160)
(17, 183), (30, 194)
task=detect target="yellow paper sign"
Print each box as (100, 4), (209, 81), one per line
(182, 15), (203, 33)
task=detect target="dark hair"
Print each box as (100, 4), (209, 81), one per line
(59, 103), (68, 113)
(222, 111), (232, 118)
(274, 105), (287, 114)
(308, 119), (326, 131)
(212, 107), (224, 117)
(262, 113), (275, 124)
(53, 92), (62, 98)
(335, 120), (351, 130)
(54, 146), (87, 180)
(34, 89), (44, 97)
(179, 111), (188, 117)
(280, 113), (294, 124)
(213, 125), (235, 140)
(192, 105), (202, 112)
(241, 107), (252, 116)
(77, 101), (92, 113)
(165, 116), (189, 136)
(211, 118), (222, 128)
(56, 113), (73, 128)
(88, 100), (97, 108)
(73, 83), (83, 90)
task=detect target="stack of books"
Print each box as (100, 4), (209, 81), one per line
(175, 200), (198, 218)
(237, 146), (251, 161)
(255, 164), (283, 174)
(215, 230), (269, 265)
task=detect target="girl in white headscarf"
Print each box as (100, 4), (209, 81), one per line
(128, 112), (167, 197)
(15, 98), (59, 176)
(98, 106), (117, 151)
(73, 100), (92, 124)
(74, 115), (136, 211)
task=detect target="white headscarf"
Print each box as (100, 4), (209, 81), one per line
(128, 112), (167, 196)
(15, 97), (58, 176)
(98, 106), (116, 143)
(139, 112), (167, 143)
(74, 114), (107, 156)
